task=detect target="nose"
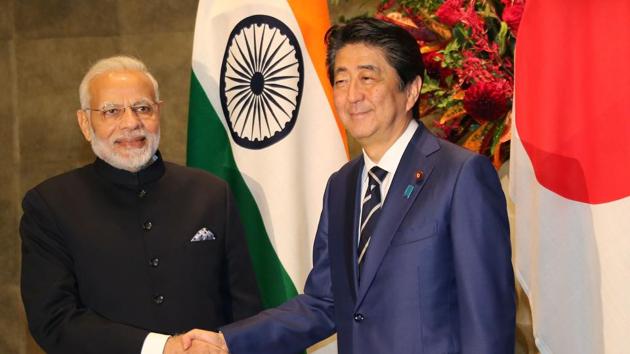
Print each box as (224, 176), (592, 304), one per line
(118, 106), (142, 129)
(347, 78), (364, 103)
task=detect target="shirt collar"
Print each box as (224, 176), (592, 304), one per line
(93, 150), (165, 188)
(362, 119), (419, 175)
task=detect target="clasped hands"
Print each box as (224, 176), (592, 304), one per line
(165, 329), (229, 354)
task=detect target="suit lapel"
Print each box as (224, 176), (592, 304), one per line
(356, 125), (440, 307)
(330, 158), (363, 303)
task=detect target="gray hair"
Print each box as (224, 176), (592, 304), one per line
(79, 55), (160, 110)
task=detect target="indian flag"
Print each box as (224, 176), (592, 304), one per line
(510, 1), (630, 353)
(187, 0), (347, 352)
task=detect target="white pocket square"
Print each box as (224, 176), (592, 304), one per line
(191, 227), (215, 242)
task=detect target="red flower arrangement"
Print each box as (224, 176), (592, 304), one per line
(422, 51), (454, 85)
(502, 0), (525, 35)
(374, 0), (525, 168)
(436, 0), (464, 26)
(463, 80), (511, 122)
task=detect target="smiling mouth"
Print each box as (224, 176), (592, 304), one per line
(349, 111), (371, 118)
(115, 136), (146, 148)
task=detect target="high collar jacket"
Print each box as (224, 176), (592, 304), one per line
(20, 152), (261, 354)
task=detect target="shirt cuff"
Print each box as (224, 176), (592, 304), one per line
(141, 332), (170, 354)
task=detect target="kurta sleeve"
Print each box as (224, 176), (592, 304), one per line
(20, 188), (149, 354)
(222, 185), (263, 321)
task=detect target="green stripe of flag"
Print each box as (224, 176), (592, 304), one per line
(187, 71), (297, 308)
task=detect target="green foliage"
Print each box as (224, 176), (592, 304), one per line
(389, 0), (443, 12)
(421, 74), (443, 94)
(496, 21), (510, 56)
(442, 39), (463, 68)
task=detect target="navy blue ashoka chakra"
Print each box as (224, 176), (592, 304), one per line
(219, 15), (304, 149)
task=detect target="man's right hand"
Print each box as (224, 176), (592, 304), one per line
(180, 330), (229, 353)
(164, 334), (227, 354)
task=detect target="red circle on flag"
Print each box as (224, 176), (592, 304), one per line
(515, 1), (630, 204)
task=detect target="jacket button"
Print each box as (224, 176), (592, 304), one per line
(138, 189), (147, 198)
(353, 313), (364, 322)
(149, 257), (159, 267)
(153, 295), (164, 304)
(143, 221), (152, 231)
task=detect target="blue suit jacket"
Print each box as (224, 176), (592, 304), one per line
(222, 124), (515, 354)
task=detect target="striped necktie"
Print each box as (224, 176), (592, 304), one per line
(358, 166), (388, 274)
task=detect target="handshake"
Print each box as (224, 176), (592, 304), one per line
(165, 329), (229, 354)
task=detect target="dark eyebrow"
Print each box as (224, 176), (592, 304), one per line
(357, 64), (380, 73)
(334, 67), (348, 76)
(334, 64), (381, 76)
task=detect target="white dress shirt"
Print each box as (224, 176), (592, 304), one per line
(358, 119), (419, 245)
(141, 332), (170, 354)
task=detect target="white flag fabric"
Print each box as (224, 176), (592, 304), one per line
(510, 1), (630, 353)
(188, 1), (347, 353)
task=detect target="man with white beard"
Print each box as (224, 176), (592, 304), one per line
(19, 56), (261, 354)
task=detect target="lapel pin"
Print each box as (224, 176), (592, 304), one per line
(415, 170), (424, 183)
(403, 185), (414, 199)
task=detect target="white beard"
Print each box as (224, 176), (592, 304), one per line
(89, 126), (160, 173)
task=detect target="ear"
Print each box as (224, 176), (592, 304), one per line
(155, 100), (163, 116)
(77, 109), (92, 142)
(405, 75), (422, 113)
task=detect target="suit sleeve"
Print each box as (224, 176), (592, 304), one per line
(20, 188), (148, 354)
(220, 179), (337, 354)
(449, 155), (516, 353)
(223, 186), (263, 321)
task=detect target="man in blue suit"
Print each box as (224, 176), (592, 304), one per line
(182, 17), (515, 354)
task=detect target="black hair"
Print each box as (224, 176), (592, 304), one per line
(325, 17), (425, 119)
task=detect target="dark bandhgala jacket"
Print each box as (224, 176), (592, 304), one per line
(20, 151), (261, 354)
(221, 124), (515, 354)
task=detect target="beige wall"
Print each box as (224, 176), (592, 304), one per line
(0, 0), (198, 352)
